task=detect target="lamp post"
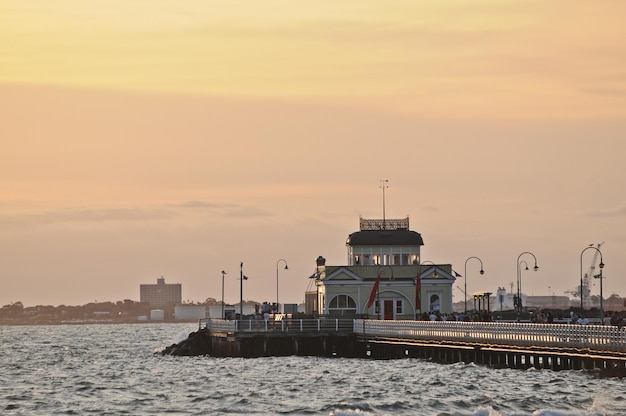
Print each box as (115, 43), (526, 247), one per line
(464, 256), (485, 315)
(380, 179), (388, 229)
(420, 260), (438, 277)
(518, 261), (529, 311)
(221, 270), (227, 319)
(376, 265), (393, 320)
(580, 245), (604, 318)
(516, 252), (539, 321)
(276, 259), (288, 314)
(239, 262), (248, 319)
(419, 260), (437, 315)
(595, 270), (604, 324)
(519, 260), (529, 271)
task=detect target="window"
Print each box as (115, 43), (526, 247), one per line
(328, 294), (357, 316)
(429, 294), (440, 312)
(396, 299), (404, 314)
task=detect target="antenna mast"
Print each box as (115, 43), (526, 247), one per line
(380, 179), (388, 229)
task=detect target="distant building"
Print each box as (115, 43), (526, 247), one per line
(456, 288), (577, 313)
(140, 277), (182, 306)
(174, 305), (206, 321)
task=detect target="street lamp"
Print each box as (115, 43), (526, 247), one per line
(420, 260), (438, 277)
(580, 245), (604, 318)
(464, 256), (485, 315)
(519, 260), (529, 271)
(276, 259), (288, 314)
(418, 260), (438, 316)
(221, 270), (227, 319)
(239, 262), (249, 319)
(516, 252), (539, 321)
(375, 265), (393, 320)
(594, 270), (604, 324)
(518, 261), (529, 310)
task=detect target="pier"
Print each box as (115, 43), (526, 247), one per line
(354, 320), (626, 375)
(161, 317), (626, 375)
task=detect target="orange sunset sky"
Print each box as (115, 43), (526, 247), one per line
(1, 1), (626, 308)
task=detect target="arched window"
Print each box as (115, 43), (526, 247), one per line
(429, 294), (440, 312)
(328, 294), (357, 316)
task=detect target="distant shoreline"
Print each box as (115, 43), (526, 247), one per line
(0, 319), (199, 326)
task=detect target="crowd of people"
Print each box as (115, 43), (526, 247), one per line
(418, 310), (493, 322)
(567, 310), (625, 328)
(418, 309), (626, 327)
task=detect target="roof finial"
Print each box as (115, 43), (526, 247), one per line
(380, 179), (388, 229)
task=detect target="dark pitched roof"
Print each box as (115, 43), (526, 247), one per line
(346, 229), (424, 246)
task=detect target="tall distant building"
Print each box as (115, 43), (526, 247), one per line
(140, 277), (182, 306)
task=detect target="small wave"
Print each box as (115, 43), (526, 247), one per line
(471, 406), (504, 416)
(172, 330), (191, 344)
(329, 410), (375, 416)
(328, 402), (375, 416)
(531, 410), (604, 416)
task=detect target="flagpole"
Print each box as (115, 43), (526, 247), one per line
(415, 270), (421, 320)
(239, 262), (243, 319)
(380, 179), (388, 229)
(366, 272), (382, 318)
(377, 282), (380, 320)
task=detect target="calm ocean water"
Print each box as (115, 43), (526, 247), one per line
(1, 323), (625, 416)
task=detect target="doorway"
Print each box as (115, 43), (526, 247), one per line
(384, 300), (394, 320)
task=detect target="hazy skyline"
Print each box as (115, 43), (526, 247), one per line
(1, 1), (625, 307)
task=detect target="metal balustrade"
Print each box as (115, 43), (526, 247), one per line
(199, 318), (353, 333)
(353, 320), (626, 352)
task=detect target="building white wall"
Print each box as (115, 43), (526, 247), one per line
(174, 305), (206, 320)
(150, 309), (165, 321)
(207, 305), (256, 318)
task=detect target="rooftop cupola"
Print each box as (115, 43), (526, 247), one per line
(346, 217), (423, 266)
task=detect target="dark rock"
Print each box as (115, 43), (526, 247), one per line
(160, 329), (212, 356)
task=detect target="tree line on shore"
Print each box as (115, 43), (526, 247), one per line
(0, 298), (259, 325)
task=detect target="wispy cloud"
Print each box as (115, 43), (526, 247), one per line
(584, 204), (626, 218)
(171, 200), (237, 209)
(0, 201), (277, 230)
(170, 201), (272, 218)
(222, 205), (273, 218)
(0, 206), (178, 229)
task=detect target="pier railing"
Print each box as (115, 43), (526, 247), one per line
(354, 320), (626, 353)
(199, 318), (626, 353)
(200, 318), (354, 333)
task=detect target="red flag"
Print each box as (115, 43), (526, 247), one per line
(367, 272), (382, 308)
(415, 271), (421, 312)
